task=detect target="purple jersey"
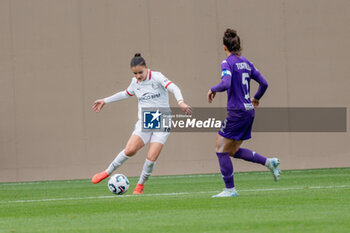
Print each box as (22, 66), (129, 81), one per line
(211, 54), (268, 111)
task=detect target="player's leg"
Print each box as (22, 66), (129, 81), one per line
(233, 148), (280, 181)
(133, 132), (168, 194)
(92, 134), (146, 184)
(228, 110), (281, 181)
(232, 148), (267, 164)
(212, 134), (241, 198)
(107, 134), (145, 173)
(133, 142), (163, 194)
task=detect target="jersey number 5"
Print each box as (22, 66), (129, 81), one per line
(242, 73), (250, 100)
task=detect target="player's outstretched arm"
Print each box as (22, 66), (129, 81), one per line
(92, 99), (105, 113)
(92, 89), (133, 113)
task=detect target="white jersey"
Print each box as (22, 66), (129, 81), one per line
(126, 70), (173, 120)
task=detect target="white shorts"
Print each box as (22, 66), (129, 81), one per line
(132, 120), (170, 145)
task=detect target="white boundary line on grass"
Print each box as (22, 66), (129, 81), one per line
(3, 185), (349, 204)
(2, 168), (350, 185)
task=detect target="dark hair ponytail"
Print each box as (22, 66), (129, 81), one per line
(130, 53), (146, 67)
(223, 28), (242, 56)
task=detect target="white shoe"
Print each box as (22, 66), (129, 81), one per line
(266, 158), (281, 181)
(212, 188), (238, 198)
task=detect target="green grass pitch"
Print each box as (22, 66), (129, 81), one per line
(1, 168), (350, 233)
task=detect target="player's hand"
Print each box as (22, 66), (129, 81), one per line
(179, 102), (193, 115)
(207, 89), (216, 103)
(92, 99), (105, 113)
(251, 98), (259, 108)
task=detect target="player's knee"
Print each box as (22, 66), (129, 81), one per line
(215, 144), (221, 153)
(147, 157), (157, 162)
(215, 140), (226, 153)
(230, 147), (240, 157)
(124, 147), (137, 156)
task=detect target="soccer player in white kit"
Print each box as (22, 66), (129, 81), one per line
(92, 53), (192, 194)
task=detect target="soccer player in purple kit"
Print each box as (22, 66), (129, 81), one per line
(207, 29), (280, 197)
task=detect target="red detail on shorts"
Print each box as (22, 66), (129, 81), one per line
(165, 81), (173, 89)
(126, 89), (133, 96)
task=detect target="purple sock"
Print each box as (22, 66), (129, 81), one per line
(234, 148), (267, 165)
(216, 152), (234, 189)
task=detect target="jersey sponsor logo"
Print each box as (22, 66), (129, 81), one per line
(139, 92), (161, 101)
(221, 69), (232, 77)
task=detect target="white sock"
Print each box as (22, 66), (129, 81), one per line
(265, 158), (271, 167)
(138, 159), (156, 185)
(105, 150), (130, 175)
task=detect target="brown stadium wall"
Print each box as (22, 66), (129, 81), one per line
(1, 0), (349, 182)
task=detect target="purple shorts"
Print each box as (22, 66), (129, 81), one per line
(218, 110), (255, 141)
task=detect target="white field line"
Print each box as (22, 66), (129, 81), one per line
(2, 169), (350, 186)
(0, 174), (222, 185)
(2, 185), (349, 204)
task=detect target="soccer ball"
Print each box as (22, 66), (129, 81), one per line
(108, 174), (130, 195)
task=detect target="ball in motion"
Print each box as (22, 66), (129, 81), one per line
(108, 174), (130, 195)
